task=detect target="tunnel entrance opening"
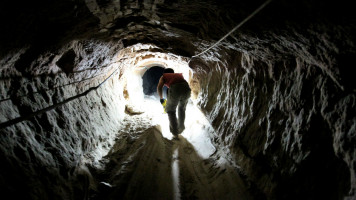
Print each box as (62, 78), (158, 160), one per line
(120, 45), (200, 140)
(141, 65), (169, 100)
(142, 66), (164, 96)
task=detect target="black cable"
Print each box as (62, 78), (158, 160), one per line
(0, 73), (106, 103)
(0, 64), (121, 129)
(189, 0), (272, 61)
(0, 60), (122, 102)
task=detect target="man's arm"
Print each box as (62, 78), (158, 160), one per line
(157, 76), (164, 99)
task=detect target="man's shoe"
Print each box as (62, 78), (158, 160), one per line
(172, 134), (179, 140)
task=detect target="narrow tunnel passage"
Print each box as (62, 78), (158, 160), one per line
(0, 0), (355, 200)
(142, 66), (164, 96)
(81, 52), (254, 199)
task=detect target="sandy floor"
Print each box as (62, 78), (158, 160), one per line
(89, 96), (253, 200)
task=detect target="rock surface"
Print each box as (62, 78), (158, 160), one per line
(0, 0), (355, 199)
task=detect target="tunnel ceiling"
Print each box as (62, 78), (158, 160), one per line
(1, 0), (354, 90)
(0, 0), (354, 63)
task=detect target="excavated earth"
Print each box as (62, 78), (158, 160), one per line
(0, 0), (355, 200)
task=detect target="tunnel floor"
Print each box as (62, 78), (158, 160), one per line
(88, 97), (253, 200)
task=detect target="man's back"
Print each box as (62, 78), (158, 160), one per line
(162, 73), (186, 88)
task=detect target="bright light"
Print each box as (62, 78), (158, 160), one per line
(181, 101), (216, 159)
(141, 95), (174, 140)
(171, 147), (181, 200)
(118, 43), (216, 160)
(128, 94), (217, 159)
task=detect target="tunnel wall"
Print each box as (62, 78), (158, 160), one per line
(0, 40), (125, 199)
(192, 49), (355, 199)
(0, 0), (355, 199)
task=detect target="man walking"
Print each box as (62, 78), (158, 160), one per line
(157, 68), (191, 137)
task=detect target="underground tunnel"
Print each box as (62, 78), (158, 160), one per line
(142, 65), (164, 96)
(0, 0), (355, 199)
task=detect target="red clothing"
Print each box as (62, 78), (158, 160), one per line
(162, 73), (186, 88)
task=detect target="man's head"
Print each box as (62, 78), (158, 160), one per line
(163, 68), (174, 73)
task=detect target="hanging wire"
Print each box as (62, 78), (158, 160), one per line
(0, 73), (106, 103)
(190, 0), (272, 61)
(1, 0), (273, 129)
(0, 62), (122, 129)
(0, 60), (123, 103)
